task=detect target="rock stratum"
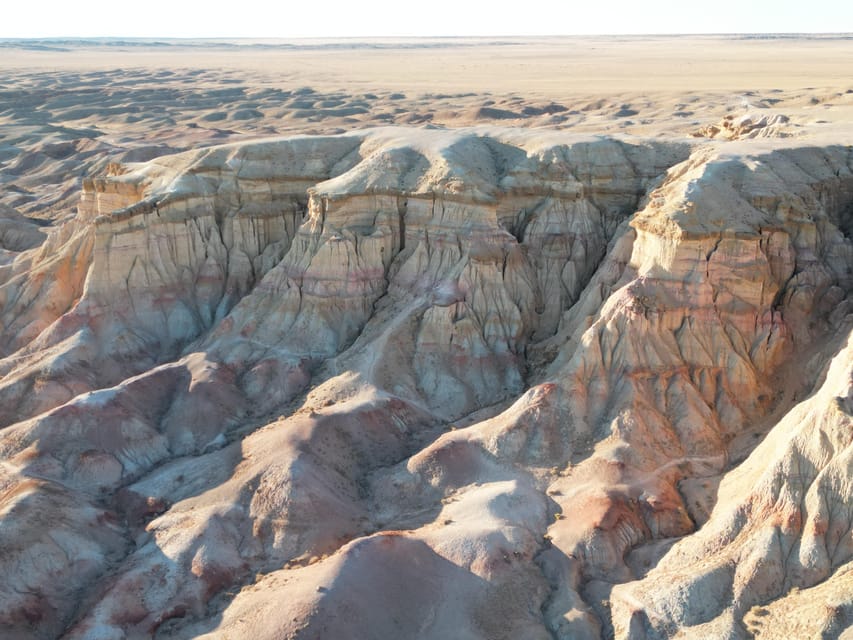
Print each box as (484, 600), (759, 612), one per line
(0, 124), (851, 640)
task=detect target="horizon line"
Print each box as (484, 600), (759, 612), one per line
(2, 32), (853, 41)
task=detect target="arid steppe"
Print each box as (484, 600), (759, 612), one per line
(0, 36), (852, 639)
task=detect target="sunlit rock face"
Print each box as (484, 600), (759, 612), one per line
(0, 127), (851, 640)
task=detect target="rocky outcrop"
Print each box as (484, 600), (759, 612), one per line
(0, 137), (363, 426)
(694, 112), (792, 140)
(2, 129), (684, 424)
(534, 142), (853, 637)
(0, 127), (851, 640)
(609, 323), (853, 639)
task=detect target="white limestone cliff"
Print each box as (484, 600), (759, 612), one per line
(0, 127), (851, 640)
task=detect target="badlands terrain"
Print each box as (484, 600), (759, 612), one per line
(0, 36), (852, 639)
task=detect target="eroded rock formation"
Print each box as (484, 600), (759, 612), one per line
(0, 126), (850, 639)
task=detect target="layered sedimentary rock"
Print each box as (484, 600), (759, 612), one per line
(0, 127), (851, 639)
(534, 144), (853, 638)
(610, 326), (853, 638)
(0, 136), (362, 425)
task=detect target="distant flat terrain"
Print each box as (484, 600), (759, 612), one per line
(2, 35), (853, 98)
(2, 36), (852, 219)
(2, 35), (853, 94)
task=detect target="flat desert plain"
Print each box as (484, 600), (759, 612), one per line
(2, 35), (852, 217)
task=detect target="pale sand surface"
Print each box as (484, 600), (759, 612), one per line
(3, 36), (853, 94)
(2, 35), (852, 218)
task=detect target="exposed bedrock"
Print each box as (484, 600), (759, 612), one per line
(3, 128), (681, 425)
(535, 145), (853, 638)
(609, 324), (853, 639)
(0, 128), (851, 639)
(0, 136), (363, 426)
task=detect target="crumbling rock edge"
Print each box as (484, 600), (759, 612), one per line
(0, 127), (851, 640)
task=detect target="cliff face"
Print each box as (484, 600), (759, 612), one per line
(0, 127), (851, 640)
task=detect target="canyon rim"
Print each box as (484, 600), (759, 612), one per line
(0, 36), (852, 639)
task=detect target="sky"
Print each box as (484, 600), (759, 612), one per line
(3, 0), (853, 38)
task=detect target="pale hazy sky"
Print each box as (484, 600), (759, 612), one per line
(4, 0), (853, 38)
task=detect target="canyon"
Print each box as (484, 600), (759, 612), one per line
(0, 37), (852, 640)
